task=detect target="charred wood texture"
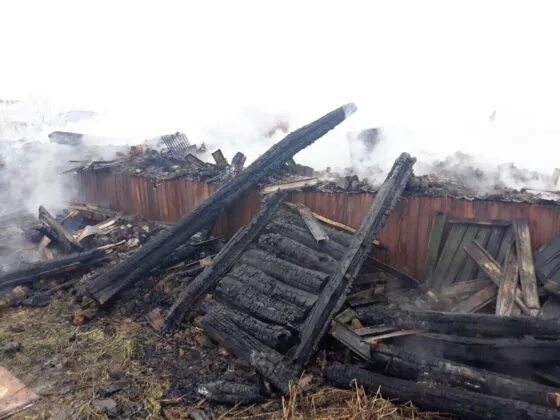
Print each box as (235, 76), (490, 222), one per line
(216, 276), (306, 326)
(86, 104), (356, 304)
(293, 153), (416, 365)
(165, 192), (286, 328)
(196, 380), (263, 405)
(229, 264), (317, 308)
(266, 218), (346, 259)
(0, 248), (107, 289)
(206, 302), (293, 350)
(371, 343), (560, 407)
(355, 305), (560, 338)
(240, 249), (328, 293)
(257, 233), (337, 273)
(326, 363), (560, 420)
(203, 309), (298, 392)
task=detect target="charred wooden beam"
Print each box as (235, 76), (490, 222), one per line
(197, 380), (263, 405)
(165, 192), (286, 328)
(355, 305), (560, 338)
(38, 206), (83, 253)
(450, 283), (497, 313)
(203, 309), (298, 393)
(0, 248), (108, 289)
(370, 342), (560, 408)
(293, 153), (416, 365)
(257, 233), (337, 273)
(326, 363), (560, 420)
(231, 152), (246, 175)
(441, 279), (492, 298)
(86, 103), (356, 305)
(240, 249), (328, 293)
(216, 276), (306, 326)
(205, 302), (293, 350)
(266, 219), (345, 259)
(229, 264), (317, 308)
(211, 149), (229, 166)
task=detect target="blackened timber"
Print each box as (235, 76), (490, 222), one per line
(196, 381), (263, 405)
(450, 283), (497, 313)
(164, 192), (286, 328)
(86, 103), (357, 304)
(205, 302), (293, 350)
(0, 248), (108, 289)
(355, 305), (560, 338)
(229, 264), (317, 308)
(240, 249), (327, 292)
(38, 206), (83, 253)
(326, 363), (560, 420)
(203, 310), (298, 392)
(293, 153), (416, 365)
(257, 233), (337, 273)
(441, 279), (492, 298)
(216, 276), (306, 326)
(371, 343), (560, 408)
(266, 219), (346, 259)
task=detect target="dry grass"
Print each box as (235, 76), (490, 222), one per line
(221, 381), (441, 420)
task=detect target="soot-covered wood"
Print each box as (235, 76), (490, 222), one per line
(86, 103), (356, 304)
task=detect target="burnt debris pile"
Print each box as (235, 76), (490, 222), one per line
(5, 103), (560, 419)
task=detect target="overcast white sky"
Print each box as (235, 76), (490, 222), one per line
(1, 0), (560, 173)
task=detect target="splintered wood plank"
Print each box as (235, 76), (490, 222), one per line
(295, 203), (329, 243)
(441, 279), (492, 298)
(464, 241), (535, 316)
(448, 219), (512, 227)
(451, 283), (498, 313)
(440, 225), (481, 290)
(428, 224), (467, 293)
(424, 212), (447, 281)
(513, 220), (540, 310)
(496, 245), (519, 316)
(456, 227), (491, 282)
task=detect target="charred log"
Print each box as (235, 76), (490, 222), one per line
(257, 233), (337, 273)
(229, 264), (317, 308)
(165, 192), (286, 328)
(266, 218), (346, 259)
(355, 305), (560, 338)
(216, 276), (306, 326)
(86, 103), (356, 304)
(240, 249), (328, 293)
(38, 206), (83, 253)
(0, 248), (108, 289)
(326, 363), (560, 420)
(206, 302), (293, 350)
(196, 381), (263, 405)
(371, 343), (560, 407)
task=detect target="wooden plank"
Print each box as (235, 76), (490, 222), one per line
(424, 212), (447, 281)
(513, 220), (540, 310)
(458, 226), (488, 282)
(450, 283), (497, 313)
(464, 240), (535, 316)
(496, 227), (516, 265)
(354, 326), (397, 337)
(211, 149), (229, 166)
(539, 296), (560, 320)
(427, 224), (467, 293)
(261, 178), (318, 194)
(293, 153), (416, 366)
(38, 206), (84, 253)
(440, 225), (480, 290)
(535, 234), (560, 267)
(496, 245), (519, 316)
(364, 329), (420, 343)
(295, 203), (328, 243)
(441, 279), (492, 298)
(330, 321), (371, 361)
